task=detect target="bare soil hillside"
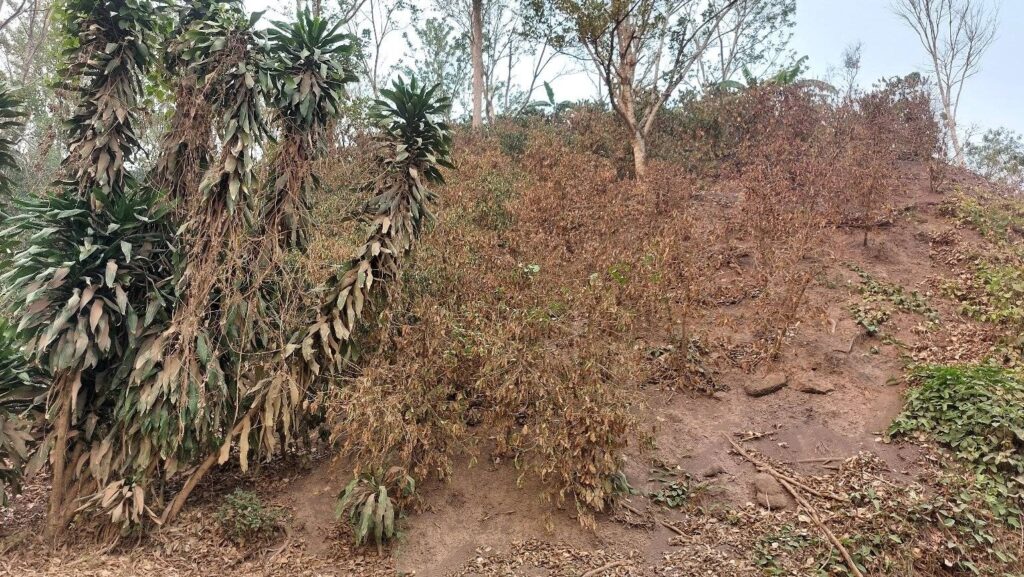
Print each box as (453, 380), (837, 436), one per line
(3, 139), (1023, 577)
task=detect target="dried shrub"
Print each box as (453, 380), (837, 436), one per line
(327, 127), (717, 526)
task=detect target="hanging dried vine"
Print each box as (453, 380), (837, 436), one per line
(149, 0), (238, 203)
(130, 4), (272, 512)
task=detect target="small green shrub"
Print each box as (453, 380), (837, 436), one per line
(966, 128), (1024, 192)
(336, 467), (415, 550)
(849, 302), (891, 336)
(647, 462), (704, 509)
(215, 490), (286, 545)
(947, 192), (1024, 242)
(497, 128), (528, 159)
(890, 365), (1024, 524)
(473, 171), (516, 230)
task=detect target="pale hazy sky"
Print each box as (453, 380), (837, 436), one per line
(248, 0), (1022, 137)
(791, 0), (1022, 137)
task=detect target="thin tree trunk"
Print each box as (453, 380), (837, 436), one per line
(631, 132), (647, 180)
(614, 16), (646, 179)
(46, 373), (73, 539)
(470, 0), (484, 129)
(945, 107), (963, 165)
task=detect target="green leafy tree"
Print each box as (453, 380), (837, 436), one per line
(400, 16), (471, 119)
(967, 128), (1024, 192)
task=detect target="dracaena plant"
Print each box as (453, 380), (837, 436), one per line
(156, 10), (356, 526)
(0, 319), (45, 506)
(141, 4), (276, 526)
(0, 0), (177, 536)
(0, 187), (177, 533)
(261, 9), (357, 253)
(58, 0), (161, 207)
(160, 79), (455, 529)
(301, 76), (453, 380)
(0, 82), (24, 198)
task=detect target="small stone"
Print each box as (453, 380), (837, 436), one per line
(752, 473), (793, 510)
(744, 373), (787, 397)
(798, 382), (835, 394)
(701, 465), (727, 478)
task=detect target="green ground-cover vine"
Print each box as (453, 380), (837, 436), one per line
(890, 365), (1024, 525)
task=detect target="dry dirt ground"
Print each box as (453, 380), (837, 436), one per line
(1, 163), (1018, 576)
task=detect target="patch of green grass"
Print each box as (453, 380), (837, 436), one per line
(889, 365), (1024, 526)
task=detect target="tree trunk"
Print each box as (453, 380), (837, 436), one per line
(630, 132), (647, 180)
(944, 109), (964, 166)
(470, 0), (484, 129)
(614, 16), (645, 179)
(46, 373), (73, 539)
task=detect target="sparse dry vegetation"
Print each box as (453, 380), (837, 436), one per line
(1, 0), (1023, 575)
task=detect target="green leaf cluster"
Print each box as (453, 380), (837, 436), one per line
(890, 365), (1024, 525)
(336, 467), (415, 550)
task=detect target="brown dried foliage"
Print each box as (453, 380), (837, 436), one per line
(320, 78), (942, 527)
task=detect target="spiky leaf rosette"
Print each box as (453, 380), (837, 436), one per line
(261, 9), (357, 253)
(300, 77), (453, 377)
(0, 320), (44, 506)
(0, 83), (25, 198)
(58, 0), (161, 206)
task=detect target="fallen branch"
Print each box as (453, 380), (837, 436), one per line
(160, 401), (263, 525)
(659, 518), (685, 536)
(621, 501), (684, 536)
(581, 560), (627, 577)
(793, 457), (838, 464)
(727, 438), (841, 502)
(724, 434), (864, 577)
